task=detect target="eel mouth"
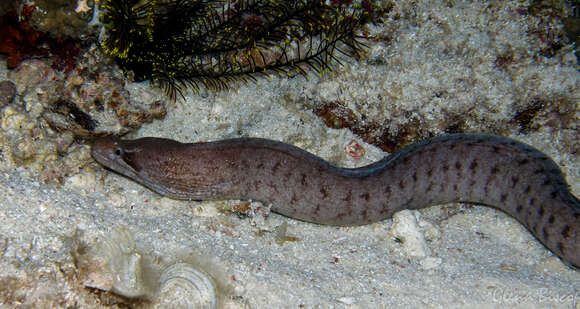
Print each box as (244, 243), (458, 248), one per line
(91, 137), (118, 164)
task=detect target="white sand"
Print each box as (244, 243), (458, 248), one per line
(0, 0), (579, 308)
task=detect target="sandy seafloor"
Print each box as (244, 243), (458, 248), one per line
(1, 1), (580, 308)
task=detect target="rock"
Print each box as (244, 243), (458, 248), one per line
(0, 80), (16, 107)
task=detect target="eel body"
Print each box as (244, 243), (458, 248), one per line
(91, 134), (580, 267)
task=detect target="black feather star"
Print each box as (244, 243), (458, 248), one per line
(102, 0), (372, 100)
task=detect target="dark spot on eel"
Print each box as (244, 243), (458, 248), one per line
(384, 185), (392, 195)
(500, 193), (507, 202)
(561, 225), (570, 238)
(320, 187), (328, 199)
(301, 173), (307, 186)
(510, 176), (519, 188)
(399, 180), (405, 189)
(342, 191), (352, 202)
(360, 192), (370, 201)
(469, 159), (478, 171)
(272, 161), (281, 172)
(290, 192), (298, 204)
(558, 242), (565, 255)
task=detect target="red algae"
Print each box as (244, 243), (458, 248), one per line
(0, 5), (80, 72)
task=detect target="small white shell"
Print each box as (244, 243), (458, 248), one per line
(85, 227), (147, 298)
(75, 227), (222, 308)
(156, 262), (218, 309)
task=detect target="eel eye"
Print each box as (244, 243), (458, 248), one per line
(114, 148), (122, 156)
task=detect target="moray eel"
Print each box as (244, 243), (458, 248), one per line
(91, 134), (580, 268)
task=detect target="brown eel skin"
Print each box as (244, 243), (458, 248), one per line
(91, 134), (580, 268)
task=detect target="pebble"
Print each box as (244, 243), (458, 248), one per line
(0, 80), (16, 107)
